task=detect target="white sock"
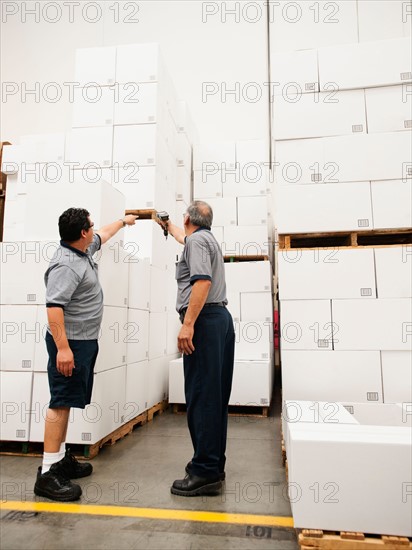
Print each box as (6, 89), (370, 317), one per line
(58, 442), (66, 461)
(41, 451), (61, 474)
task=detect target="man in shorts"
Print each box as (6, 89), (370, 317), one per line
(34, 208), (137, 501)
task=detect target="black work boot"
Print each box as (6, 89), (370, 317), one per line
(53, 449), (93, 479)
(185, 461), (225, 481)
(34, 466), (82, 502)
(171, 473), (222, 497)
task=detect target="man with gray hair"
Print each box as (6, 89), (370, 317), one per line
(160, 200), (235, 496)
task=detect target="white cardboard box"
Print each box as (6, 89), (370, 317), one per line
(280, 300), (333, 351)
(230, 360), (273, 406)
(281, 350), (383, 403)
(225, 261), (272, 294)
(65, 127), (113, 168)
(381, 351), (412, 403)
(318, 37), (412, 90)
(75, 46), (116, 86)
(97, 244), (129, 308)
(278, 248), (376, 300)
(375, 246), (412, 298)
(285, 402), (412, 536)
(168, 358), (185, 404)
(371, 180), (412, 229)
(113, 124), (166, 167)
(223, 167), (269, 198)
(235, 140), (267, 166)
(269, 50), (319, 95)
(276, 183), (373, 233)
(19, 133), (65, 164)
(117, 220), (170, 270)
(176, 166), (191, 203)
(94, 306), (128, 373)
(114, 82), (164, 126)
(0, 305), (39, 372)
(128, 258), (150, 310)
(193, 141), (236, 171)
(126, 309), (149, 364)
(112, 166), (172, 211)
(332, 298), (412, 350)
(273, 90), (366, 140)
(166, 313), (180, 355)
(193, 169), (223, 199)
(222, 226), (271, 257)
(234, 321), (272, 361)
(0, 371), (33, 441)
(72, 86), (115, 128)
(240, 292), (273, 322)
(207, 197), (237, 227)
(358, 0), (411, 43)
(237, 195), (270, 226)
(149, 265), (168, 312)
(33, 307), (48, 372)
(274, 137), (324, 185)
(126, 360), (149, 416)
(270, 0), (358, 52)
(227, 291), (241, 322)
(116, 43), (167, 84)
(148, 312), (168, 360)
(366, 85), (412, 133)
(147, 355), (170, 407)
(0, 241), (59, 305)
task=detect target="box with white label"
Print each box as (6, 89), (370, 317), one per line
(270, 0), (358, 52)
(207, 197), (237, 227)
(366, 85), (412, 133)
(332, 298), (412, 350)
(0, 241), (58, 305)
(222, 226), (271, 257)
(65, 127), (113, 168)
(285, 401), (412, 536)
(225, 261), (272, 294)
(274, 137), (324, 185)
(0, 305), (40, 371)
(240, 292), (273, 322)
(75, 46), (116, 87)
(358, 0), (411, 42)
(230, 360), (273, 406)
(148, 312), (168, 360)
(193, 169), (223, 199)
(234, 321), (272, 361)
(235, 140), (267, 166)
(280, 300), (333, 351)
(113, 124), (170, 168)
(0, 371), (33, 441)
(114, 82), (166, 126)
(147, 355), (171, 407)
(72, 86), (115, 128)
(375, 247), (412, 298)
(19, 133), (66, 164)
(281, 350), (383, 403)
(273, 90), (366, 140)
(23, 181), (125, 243)
(126, 309), (149, 364)
(128, 258), (150, 311)
(276, 183), (373, 233)
(94, 306), (128, 373)
(278, 248), (376, 300)
(371, 180), (412, 229)
(97, 244), (129, 308)
(169, 357), (185, 403)
(33, 307), (48, 372)
(237, 195), (270, 226)
(269, 49), (319, 95)
(126, 360), (149, 416)
(116, 43), (168, 84)
(381, 351), (412, 403)
(318, 37), (412, 90)
(194, 141), (236, 171)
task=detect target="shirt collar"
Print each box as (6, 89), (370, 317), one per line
(60, 240), (87, 257)
(194, 227), (210, 233)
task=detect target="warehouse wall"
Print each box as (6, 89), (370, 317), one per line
(0, 1), (269, 143)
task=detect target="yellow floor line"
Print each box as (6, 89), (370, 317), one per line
(0, 501), (294, 528)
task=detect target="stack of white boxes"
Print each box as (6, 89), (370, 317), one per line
(169, 140), (276, 408)
(0, 43), (195, 445)
(272, 1), (412, 535)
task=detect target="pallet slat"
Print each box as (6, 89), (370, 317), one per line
(298, 530), (412, 550)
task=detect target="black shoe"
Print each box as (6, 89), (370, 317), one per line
(34, 466), (82, 502)
(53, 450), (93, 479)
(185, 461), (226, 481)
(171, 473), (222, 496)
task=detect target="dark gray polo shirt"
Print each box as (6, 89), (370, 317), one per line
(45, 234), (103, 340)
(176, 227), (227, 313)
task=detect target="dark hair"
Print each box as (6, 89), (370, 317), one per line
(58, 208), (91, 242)
(187, 200), (213, 229)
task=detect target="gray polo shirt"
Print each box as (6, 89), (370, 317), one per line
(176, 227), (227, 313)
(45, 234), (103, 340)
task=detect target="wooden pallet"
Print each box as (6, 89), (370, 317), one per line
(279, 229), (412, 250)
(125, 208), (157, 220)
(147, 399), (168, 422)
(224, 255), (269, 262)
(298, 529), (412, 550)
(172, 403), (270, 418)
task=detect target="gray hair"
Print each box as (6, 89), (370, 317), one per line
(186, 201), (213, 229)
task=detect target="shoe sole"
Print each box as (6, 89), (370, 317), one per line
(171, 481), (222, 497)
(34, 486), (82, 502)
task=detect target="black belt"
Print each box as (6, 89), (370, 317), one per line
(179, 302), (226, 323)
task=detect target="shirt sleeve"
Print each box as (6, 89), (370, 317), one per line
(87, 234), (102, 257)
(185, 238), (212, 285)
(46, 265), (81, 308)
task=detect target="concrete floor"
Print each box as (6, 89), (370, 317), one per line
(0, 396), (298, 550)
